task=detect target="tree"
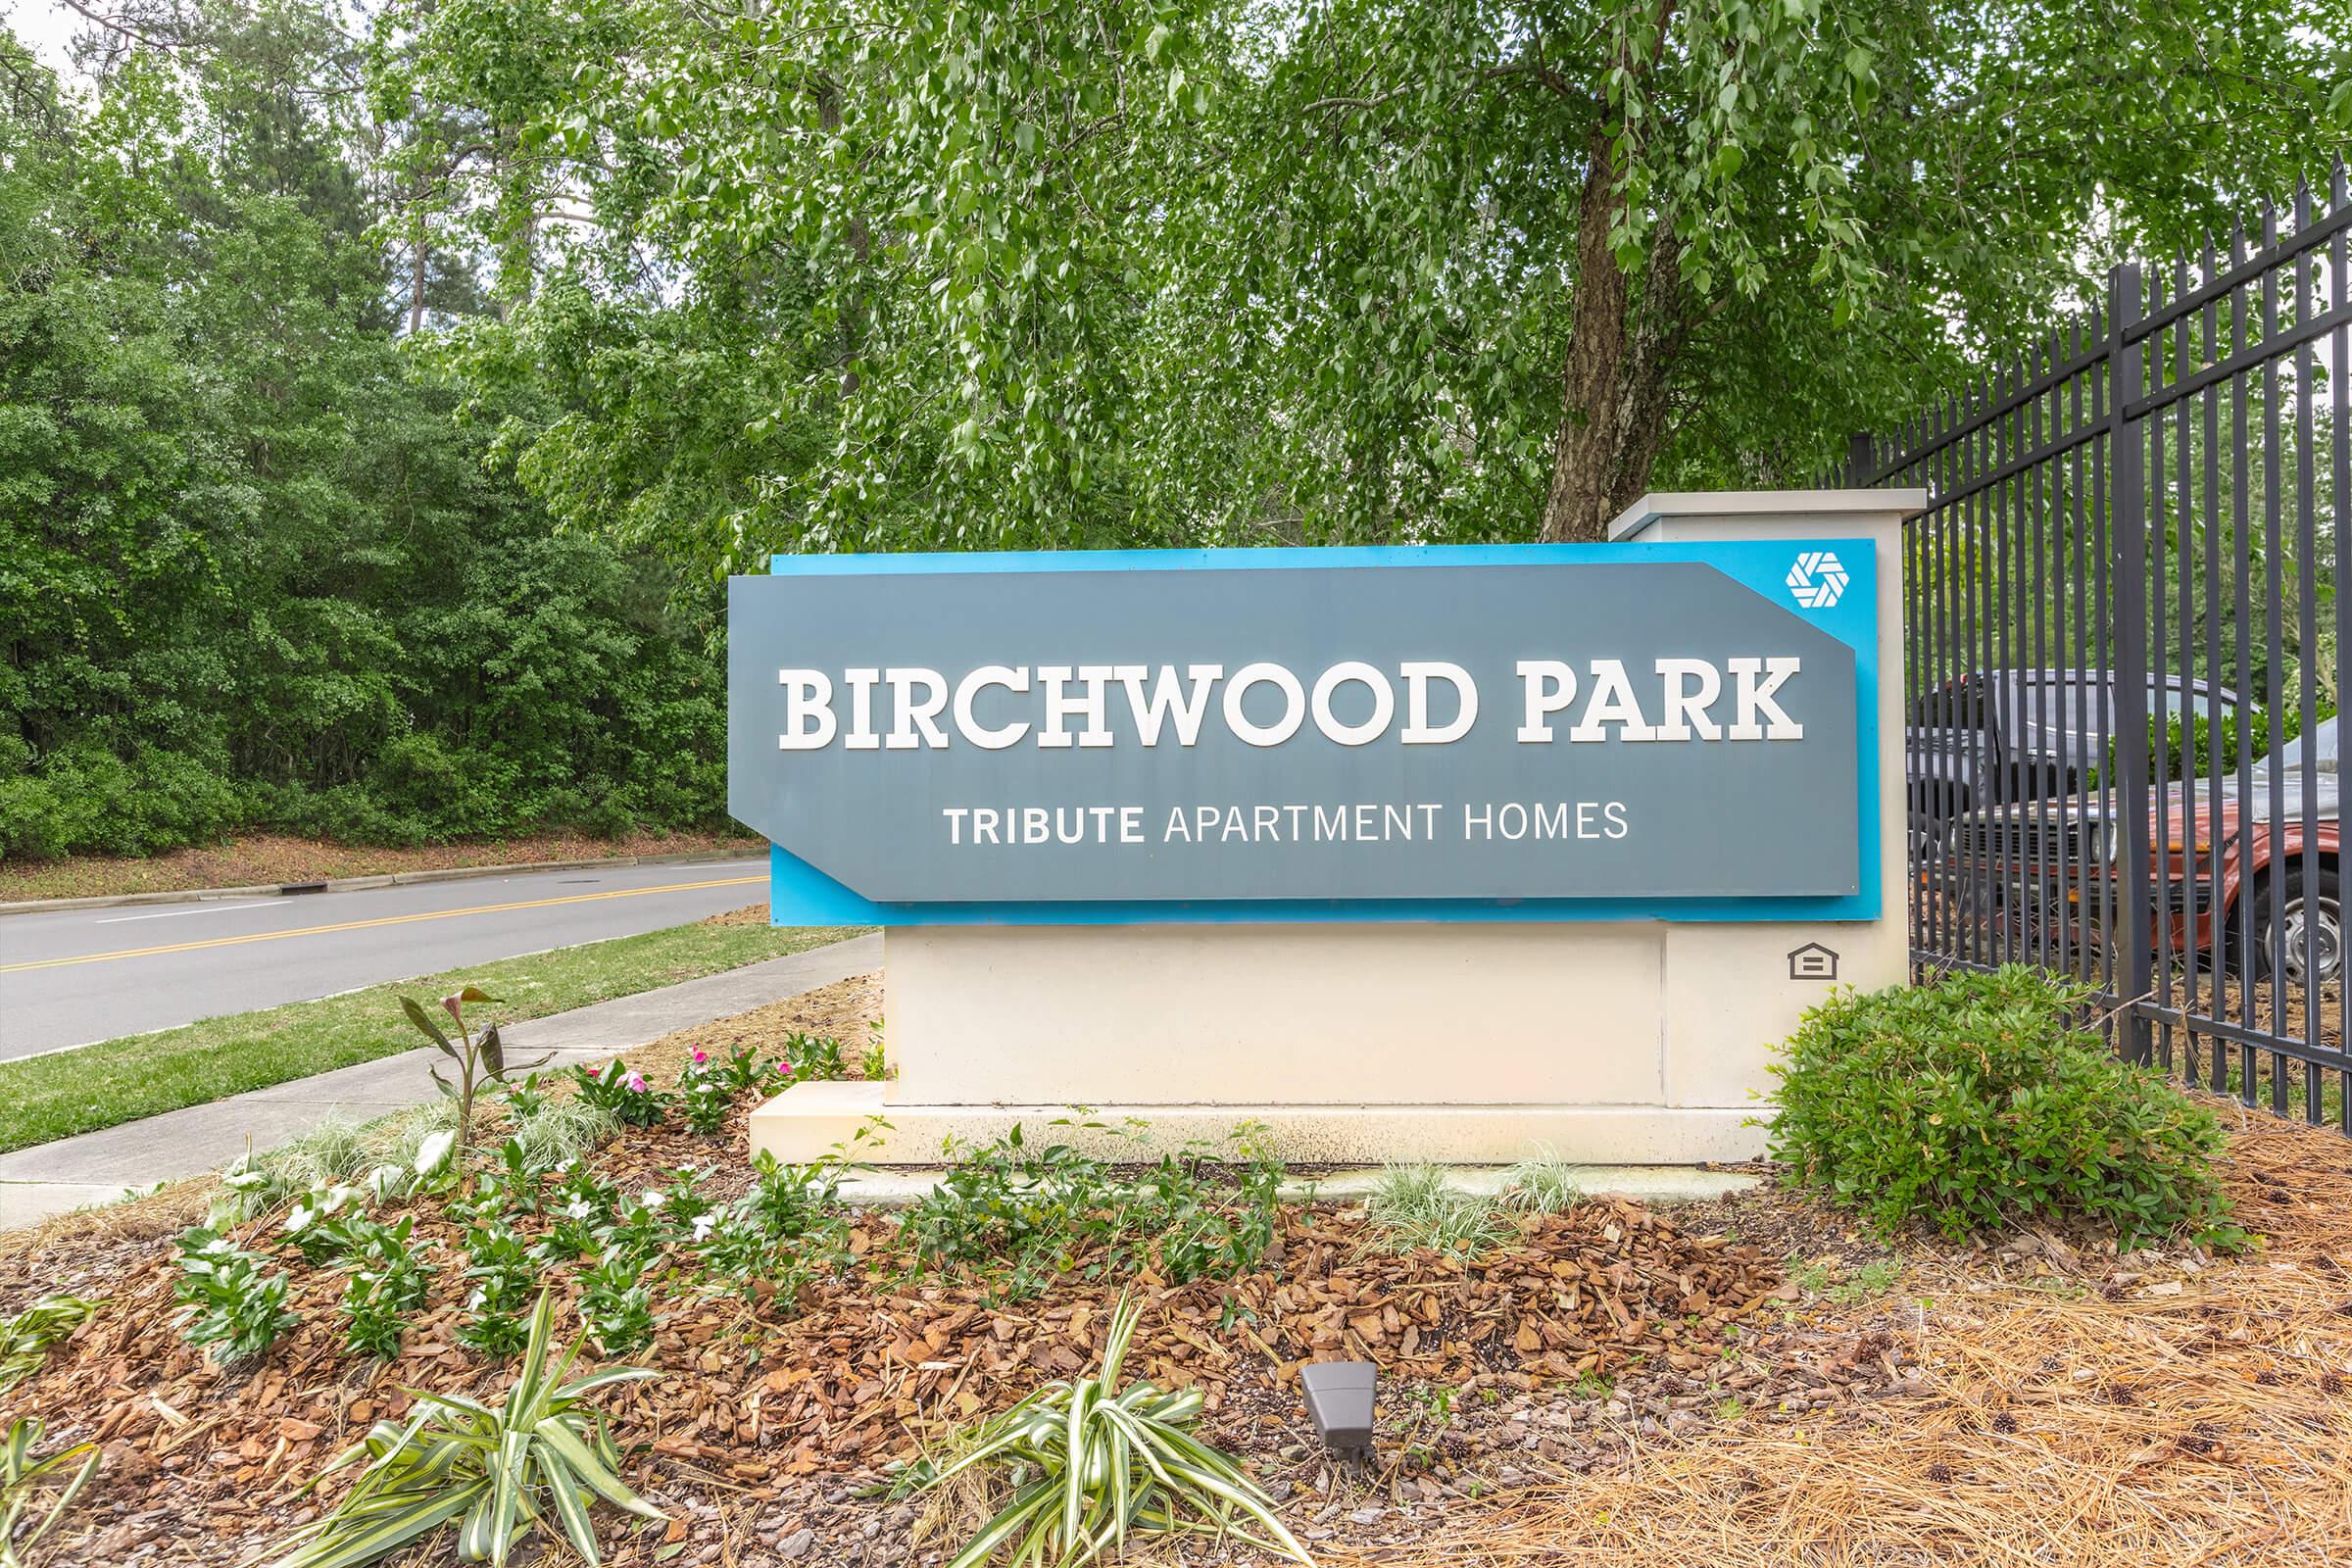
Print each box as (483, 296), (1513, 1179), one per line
(385, 0), (2350, 563)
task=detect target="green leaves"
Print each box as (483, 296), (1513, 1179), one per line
(1767, 967), (2243, 1250)
(0, 1297), (100, 1396)
(173, 1230), (302, 1366)
(0, 1418), (101, 1568)
(263, 1291), (664, 1568)
(920, 1293), (1312, 1567)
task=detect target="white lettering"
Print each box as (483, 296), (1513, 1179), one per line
(953, 665), (1032, 750)
(1728, 656), (1804, 740)
(1036, 665), (1115, 749)
(1569, 660), (1657, 743)
(1516, 660), (1577, 743)
(1117, 664), (1223, 747)
(1223, 662), (1305, 747)
(1653, 658), (1722, 742)
(1400, 662), (1478, 745)
(1310, 662), (1396, 746)
(842, 668), (882, 750)
(778, 669), (836, 750)
(884, 667), (950, 749)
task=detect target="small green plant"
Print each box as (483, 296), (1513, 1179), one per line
(0, 1418), (100, 1568)
(701, 1152), (854, 1302)
(781, 1030), (847, 1081)
(266, 1119), (373, 1192)
(679, 1053), (734, 1137)
(401, 988), (550, 1160)
(0, 1298), (99, 1395)
(578, 1254), (658, 1358)
(282, 1185), (368, 1266)
(1499, 1156), (1584, 1214)
(913, 1294), (1309, 1566)
(501, 1082), (616, 1171)
(456, 1220), (537, 1358)
(1767, 966), (2243, 1249)
(340, 1218), (433, 1360)
(261, 1292), (665, 1568)
(903, 1123), (1286, 1301)
(1364, 1164), (1515, 1257)
(173, 1230), (301, 1364)
(1571, 1370), (1613, 1400)
(859, 1023), (888, 1082)
(570, 1058), (671, 1128)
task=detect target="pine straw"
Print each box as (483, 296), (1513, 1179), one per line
(1336, 1115), (2352, 1568)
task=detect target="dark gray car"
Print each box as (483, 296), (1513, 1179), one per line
(1909, 668), (2245, 827)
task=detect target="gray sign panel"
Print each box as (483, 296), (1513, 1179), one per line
(728, 553), (1864, 905)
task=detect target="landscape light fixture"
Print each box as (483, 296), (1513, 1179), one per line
(1299, 1360), (1377, 1469)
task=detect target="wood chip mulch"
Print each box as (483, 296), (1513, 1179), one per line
(0, 973), (1801, 1566)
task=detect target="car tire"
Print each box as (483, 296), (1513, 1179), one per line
(2248, 863), (2343, 987)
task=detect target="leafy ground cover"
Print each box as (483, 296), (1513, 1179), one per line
(0, 911), (840, 1152)
(0, 830), (758, 905)
(0, 977), (2345, 1567)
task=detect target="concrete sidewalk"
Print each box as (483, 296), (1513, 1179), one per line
(0, 933), (880, 1229)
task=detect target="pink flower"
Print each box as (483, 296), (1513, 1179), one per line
(624, 1072), (648, 1093)
(692, 1050), (708, 1065)
(775, 1061), (792, 1077)
(585, 1064), (603, 1078)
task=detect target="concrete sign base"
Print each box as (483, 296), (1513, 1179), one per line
(747, 490), (1924, 1167)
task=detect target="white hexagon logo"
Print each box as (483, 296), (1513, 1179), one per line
(1786, 550), (1848, 610)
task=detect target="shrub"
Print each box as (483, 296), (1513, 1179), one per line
(1767, 965), (2241, 1249)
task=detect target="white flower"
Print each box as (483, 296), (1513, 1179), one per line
(284, 1204), (316, 1233)
(690, 1213), (717, 1243)
(564, 1200), (593, 1221)
(640, 1190), (665, 1209)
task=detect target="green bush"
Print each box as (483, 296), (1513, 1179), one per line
(1767, 966), (2242, 1250)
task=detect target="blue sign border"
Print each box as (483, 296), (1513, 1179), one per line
(759, 539), (1879, 926)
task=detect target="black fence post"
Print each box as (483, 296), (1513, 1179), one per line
(1845, 432), (1874, 487)
(2107, 265), (2155, 1062)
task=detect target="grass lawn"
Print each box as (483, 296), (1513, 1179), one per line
(0, 915), (854, 1153)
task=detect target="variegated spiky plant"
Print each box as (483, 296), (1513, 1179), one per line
(923, 1293), (1313, 1567)
(258, 1291), (663, 1568)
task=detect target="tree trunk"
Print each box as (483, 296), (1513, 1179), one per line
(1538, 139), (1685, 542)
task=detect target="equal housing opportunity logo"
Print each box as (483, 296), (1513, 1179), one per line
(1786, 550), (1849, 610)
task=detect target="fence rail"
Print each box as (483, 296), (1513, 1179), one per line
(1842, 166), (2350, 1134)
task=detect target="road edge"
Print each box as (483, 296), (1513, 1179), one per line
(0, 845), (768, 918)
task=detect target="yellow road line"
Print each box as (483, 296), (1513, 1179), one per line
(0, 875), (765, 975)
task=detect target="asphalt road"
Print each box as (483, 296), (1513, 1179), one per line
(0, 859), (768, 1059)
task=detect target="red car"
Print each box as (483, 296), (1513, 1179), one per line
(1932, 723), (2341, 985)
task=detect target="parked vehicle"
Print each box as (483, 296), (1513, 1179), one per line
(1909, 668), (2246, 828)
(1934, 716), (2340, 984)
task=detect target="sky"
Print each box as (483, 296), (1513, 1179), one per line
(7, 2), (80, 72)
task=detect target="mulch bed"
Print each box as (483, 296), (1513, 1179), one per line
(0, 829), (757, 904)
(4, 977), (2343, 1565)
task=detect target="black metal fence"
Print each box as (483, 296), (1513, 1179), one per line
(1842, 169), (2350, 1134)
